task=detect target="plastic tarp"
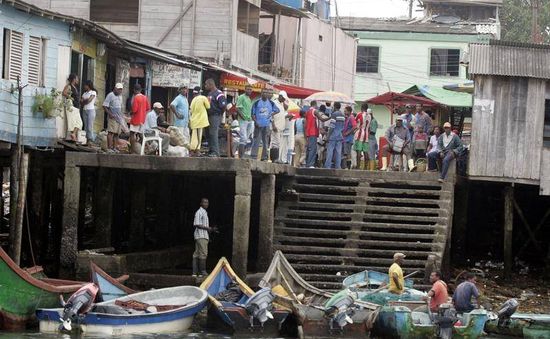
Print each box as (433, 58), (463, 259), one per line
(367, 91), (439, 107)
(403, 85), (472, 107)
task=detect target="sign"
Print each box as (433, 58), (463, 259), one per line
(220, 73), (266, 93)
(473, 98), (494, 116)
(152, 61), (202, 88)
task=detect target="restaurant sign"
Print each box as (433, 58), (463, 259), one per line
(152, 61), (202, 88)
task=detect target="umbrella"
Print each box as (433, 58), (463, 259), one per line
(304, 91), (354, 104)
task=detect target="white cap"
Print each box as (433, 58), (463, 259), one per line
(393, 252), (406, 260)
(115, 83), (123, 89)
(279, 90), (288, 99)
(367, 108), (372, 113)
(153, 102), (163, 109)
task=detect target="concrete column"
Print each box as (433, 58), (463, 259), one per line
(60, 165), (81, 273)
(94, 169), (115, 248)
(232, 171), (252, 278)
(258, 174), (275, 271)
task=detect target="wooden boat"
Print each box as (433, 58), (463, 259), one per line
(485, 313), (550, 338)
(199, 257), (291, 335)
(90, 262), (136, 301)
(0, 246), (85, 330)
(343, 269), (415, 289)
(36, 286), (208, 335)
(373, 305), (488, 338)
(259, 251), (380, 338)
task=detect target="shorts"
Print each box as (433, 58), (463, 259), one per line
(193, 238), (209, 259)
(130, 124), (143, 133)
(343, 142), (353, 156)
(354, 141), (369, 152)
(107, 117), (122, 134)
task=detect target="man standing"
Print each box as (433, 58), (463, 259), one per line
(103, 83), (126, 153)
(189, 86), (210, 156)
(423, 271), (449, 312)
(325, 102), (345, 169)
(143, 102), (170, 154)
(305, 101), (330, 168)
(380, 117), (411, 171)
(354, 102), (371, 170)
(192, 198), (217, 277)
(401, 104), (415, 141)
(271, 91), (289, 163)
(293, 109), (306, 167)
(452, 272), (480, 313)
(251, 89), (279, 161)
(368, 109), (379, 170)
(342, 106), (357, 169)
(428, 122), (463, 182)
(414, 104), (433, 135)
(205, 79), (227, 157)
(388, 253), (406, 295)
(170, 85), (190, 144)
(236, 85), (254, 158)
(130, 84), (150, 153)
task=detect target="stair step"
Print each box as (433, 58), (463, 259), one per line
(274, 235), (441, 249)
(290, 263), (426, 273)
(365, 196), (451, 207)
(275, 227), (439, 240)
(364, 178), (452, 190)
(363, 213), (446, 224)
(282, 201), (357, 212)
(295, 168), (441, 181)
(274, 245), (436, 258)
(285, 254), (426, 266)
(296, 193), (358, 204)
(276, 218), (443, 232)
(300, 274), (346, 283)
(365, 187), (450, 197)
(363, 205), (446, 217)
(304, 281), (345, 290)
(295, 176), (360, 186)
(293, 184), (358, 195)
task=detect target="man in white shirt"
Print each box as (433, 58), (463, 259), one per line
(143, 102), (170, 154)
(192, 198), (218, 277)
(270, 91), (288, 163)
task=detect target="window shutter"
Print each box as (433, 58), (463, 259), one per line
(28, 36), (43, 86)
(6, 30), (24, 81)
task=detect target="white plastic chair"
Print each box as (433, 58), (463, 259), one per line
(140, 130), (163, 156)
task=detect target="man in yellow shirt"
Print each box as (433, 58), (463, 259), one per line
(388, 252), (406, 294)
(189, 86), (211, 156)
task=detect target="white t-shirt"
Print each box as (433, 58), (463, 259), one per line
(428, 135), (440, 154)
(82, 90), (97, 110)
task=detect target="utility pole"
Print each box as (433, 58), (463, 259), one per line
(531, 0), (540, 43)
(409, 0), (414, 19)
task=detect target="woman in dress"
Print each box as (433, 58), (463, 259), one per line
(62, 73), (83, 142)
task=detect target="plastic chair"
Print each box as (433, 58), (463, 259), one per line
(140, 130), (162, 156)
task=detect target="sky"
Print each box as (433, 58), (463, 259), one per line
(331, 0), (422, 18)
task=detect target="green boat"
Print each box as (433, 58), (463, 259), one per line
(0, 247), (84, 330)
(485, 313), (550, 338)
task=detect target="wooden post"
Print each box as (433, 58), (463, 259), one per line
(94, 169), (115, 248)
(129, 175), (146, 250)
(504, 185), (514, 277)
(60, 165), (81, 276)
(232, 171), (252, 278)
(258, 174), (275, 271)
(11, 152), (29, 265)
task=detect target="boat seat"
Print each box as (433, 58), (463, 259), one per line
(411, 311), (432, 325)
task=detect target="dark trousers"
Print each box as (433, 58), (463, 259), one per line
(428, 151), (455, 179)
(251, 126), (270, 161)
(306, 136), (317, 167)
(208, 114), (222, 156)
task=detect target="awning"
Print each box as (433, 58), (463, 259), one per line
(403, 84), (472, 107)
(220, 73), (268, 93)
(443, 81), (474, 94)
(274, 83), (320, 99)
(367, 91), (440, 107)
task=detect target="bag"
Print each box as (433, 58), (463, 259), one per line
(392, 135), (405, 153)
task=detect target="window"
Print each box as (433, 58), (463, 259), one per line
(544, 99), (550, 148)
(237, 0), (259, 37)
(430, 48), (460, 76)
(356, 46), (379, 73)
(90, 0), (139, 24)
(2, 29), (24, 81)
(28, 36), (46, 86)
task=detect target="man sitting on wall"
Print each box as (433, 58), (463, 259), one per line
(143, 102), (170, 154)
(428, 122), (463, 182)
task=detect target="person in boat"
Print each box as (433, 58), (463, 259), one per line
(452, 272), (480, 313)
(192, 198), (218, 278)
(419, 271), (449, 313)
(388, 252), (406, 294)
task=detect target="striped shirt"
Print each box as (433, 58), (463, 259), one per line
(354, 111), (371, 143)
(193, 207), (209, 240)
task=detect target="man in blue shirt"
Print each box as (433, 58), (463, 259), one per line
(324, 102), (346, 169)
(452, 272), (480, 313)
(205, 79), (228, 157)
(170, 85), (190, 147)
(251, 89), (280, 161)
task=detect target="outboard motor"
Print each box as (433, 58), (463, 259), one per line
(432, 303), (458, 339)
(244, 287), (275, 328)
(325, 294), (355, 331)
(59, 283), (99, 332)
(496, 298), (519, 327)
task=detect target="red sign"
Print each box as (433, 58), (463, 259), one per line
(220, 73), (266, 93)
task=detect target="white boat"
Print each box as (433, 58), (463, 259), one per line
(36, 286), (208, 335)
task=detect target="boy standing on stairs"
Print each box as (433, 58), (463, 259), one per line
(388, 252), (406, 294)
(192, 198), (218, 277)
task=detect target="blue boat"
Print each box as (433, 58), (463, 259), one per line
(90, 262), (136, 301)
(36, 286), (208, 335)
(343, 270), (415, 289)
(200, 257), (291, 335)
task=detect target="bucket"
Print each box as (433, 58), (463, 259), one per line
(416, 158), (427, 172)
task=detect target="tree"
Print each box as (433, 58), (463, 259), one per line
(500, 0), (550, 43)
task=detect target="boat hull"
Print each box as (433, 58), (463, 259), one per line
(296, 304), (377, 338)
(207, 303), (289, 335)
(485, 314), (550, 338)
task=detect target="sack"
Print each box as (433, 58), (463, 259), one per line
(167, 126), (185, 146)
(392, 135), (405, 153)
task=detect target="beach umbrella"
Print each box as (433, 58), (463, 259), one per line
(304, 91), (354, 104)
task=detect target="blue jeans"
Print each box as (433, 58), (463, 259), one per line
(428, 151), (455, 179)
(306, 136), (317, 167)
(251, 126), (270, 161)
(82, 109), (96, 141)
(208, 114), (222, 155)
(325, 140), (343, 169)
(239, 120), (254, 146)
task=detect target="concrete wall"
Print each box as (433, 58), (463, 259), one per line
(234, 31), (259, 70)
(259, 15), (298, 72)
(0, 4), (72, 146)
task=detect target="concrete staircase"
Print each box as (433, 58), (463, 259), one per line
(273, 168), (454, 291)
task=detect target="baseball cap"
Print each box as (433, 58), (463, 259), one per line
(393, 252), (406, 260)
(115, 83), (123, 89)
(178, 85), (188, 91)
(396, 116), (404, 121)
(193, 86), (201, 94)
(153, 102), (163, 109)
(443, 122), (452, 128)
(279, 90), (288, 99)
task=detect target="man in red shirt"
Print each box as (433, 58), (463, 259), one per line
(423, 271), (449, 312)
(130, 84), (150, 152)
(305, 100), (330, 168)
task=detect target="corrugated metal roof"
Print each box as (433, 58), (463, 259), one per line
(469, 43), (550, 79)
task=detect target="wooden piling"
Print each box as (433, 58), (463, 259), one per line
(94, 168), (114, 248)
(129, 174), (146, 250)
(60, 165), (81, 276)
(11, 152), (29, 265)
(232, 171), (252, 278)
(258, 174), (275, 271)
(503, 185), (514, 277)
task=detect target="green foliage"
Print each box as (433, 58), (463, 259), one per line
(32, 88), (62, 118)
(501, 0), (550, 43)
